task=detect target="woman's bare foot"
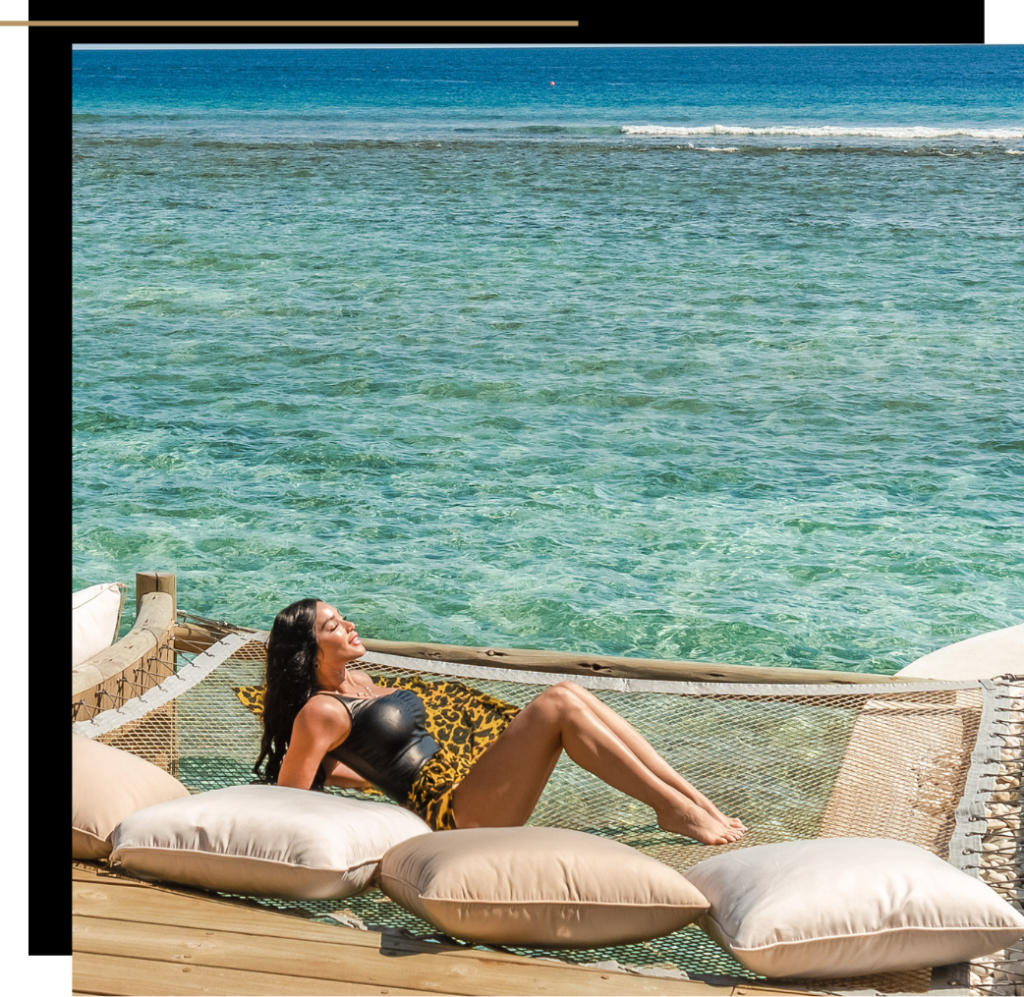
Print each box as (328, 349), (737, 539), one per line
(687, 787), (747, 832)
(714, 813), (747, 832)
(657, 801), (746, 845)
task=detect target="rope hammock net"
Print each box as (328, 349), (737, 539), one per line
(72, 625), (1024, 995)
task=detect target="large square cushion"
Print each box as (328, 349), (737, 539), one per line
(380, 826), (709, 947)
(72, 582), (123, 667)
(73, 734), (191, 860)
(684, 837), (1024, 979)
(109, 784), (432, 900)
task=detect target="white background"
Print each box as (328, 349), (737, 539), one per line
(0, 0), (36, 987)
(4, 2), (1021, 992)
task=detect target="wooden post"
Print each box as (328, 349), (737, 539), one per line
(135, 570), (177, 679)
(136, 571), (177, 621)
(130, 572), (179, 775)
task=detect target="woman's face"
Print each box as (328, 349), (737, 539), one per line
(313, 602), (365, 685)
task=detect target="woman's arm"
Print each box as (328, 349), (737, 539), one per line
(277, 696), (352, 790)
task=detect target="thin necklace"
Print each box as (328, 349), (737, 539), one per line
(318, 679), (373, 700)
(344, 676), (374, 698)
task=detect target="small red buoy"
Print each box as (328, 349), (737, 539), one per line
(550, 81), (555, 86)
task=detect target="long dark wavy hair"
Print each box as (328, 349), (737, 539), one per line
(253, 598), (327, 789)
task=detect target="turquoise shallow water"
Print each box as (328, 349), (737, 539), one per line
(72, 46), (1024, 673)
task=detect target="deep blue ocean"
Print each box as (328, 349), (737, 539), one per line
(72, 45), (1024, 674)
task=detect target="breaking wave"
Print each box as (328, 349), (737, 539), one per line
(622, 124), (1024, 141)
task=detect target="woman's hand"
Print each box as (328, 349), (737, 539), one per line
(321, 757), (374, 791)
(277, 695), (352, 790)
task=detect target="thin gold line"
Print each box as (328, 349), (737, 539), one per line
(2, 20), (579, 27)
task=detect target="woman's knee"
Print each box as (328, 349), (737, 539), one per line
(536, 681), (586, 716)
(554, 680), (599, 705)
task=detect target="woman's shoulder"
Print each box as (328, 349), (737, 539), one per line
(286, 692), (353, 754)
(298, 691), (352, 726)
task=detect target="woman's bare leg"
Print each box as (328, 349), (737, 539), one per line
(556, 683), (746, 831)
(451, 682), (743, 845)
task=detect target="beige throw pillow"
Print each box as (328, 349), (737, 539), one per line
(380, 826), (709, 947)
(72, 734), (191, 860)
(684, 837), (1024, 979)
(109, 784), (432, 900)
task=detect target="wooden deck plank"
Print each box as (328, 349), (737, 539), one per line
(74, 917), (445, 995)
(73, 871), (390, 949)
(78, 915), (670, 997)
(75, 872), (703, 987)
(73, 864), (747, 996)
(72, 951), (428, 996)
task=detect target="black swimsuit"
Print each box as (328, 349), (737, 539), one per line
(310, 680), (520, 831)
(325, 690), (440, 803)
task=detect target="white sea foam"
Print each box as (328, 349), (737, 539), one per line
(622, 124), (1024, 141)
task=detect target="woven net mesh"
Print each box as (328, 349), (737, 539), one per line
(86, 633), (1001, 993)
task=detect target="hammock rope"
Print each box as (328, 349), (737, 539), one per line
(74, 630), (1024, 995)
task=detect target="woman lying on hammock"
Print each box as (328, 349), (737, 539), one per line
(254, 599), (747, 845)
